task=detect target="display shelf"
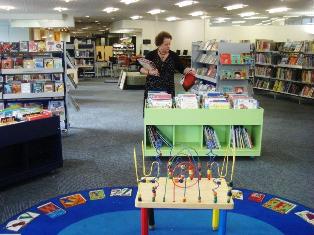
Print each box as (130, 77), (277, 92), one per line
(277, 64), (303, 69)
(3, 92), (64, 100)
(144, 108), (264, 157)
(254, 87), (314, 99)
(255, 63), (274, 66)
(1, 68), (64, 75)
(196, 74), (217, 83)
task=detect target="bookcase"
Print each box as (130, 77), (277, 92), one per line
(74, 38), (96, 79)
(0, 41), (69, 130)
(254, 40), (314, 101)
(0, 116), (63, 188)
(192, 41), (252, 94)
(144, 107), (264, 157)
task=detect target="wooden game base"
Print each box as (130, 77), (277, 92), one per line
(135, 177), (234, 210)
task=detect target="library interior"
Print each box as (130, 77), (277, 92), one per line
(0, 1), (313, 235)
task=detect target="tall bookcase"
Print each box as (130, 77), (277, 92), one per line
(0, 41), (69, 130)
(74, 38), (96, 79)
(144, 107), (264, 157)
(254, 40), (314, 101)
(192, 41), (252, 93)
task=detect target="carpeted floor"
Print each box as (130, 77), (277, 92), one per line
(0, 77), (313, 224)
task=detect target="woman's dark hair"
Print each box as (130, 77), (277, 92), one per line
(155, 31), (172, 46)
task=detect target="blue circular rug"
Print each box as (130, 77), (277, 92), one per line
(1, 187), (313, 235)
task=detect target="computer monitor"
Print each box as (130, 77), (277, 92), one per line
(176, 50), (181, 55)
(183, 50), (188, 55)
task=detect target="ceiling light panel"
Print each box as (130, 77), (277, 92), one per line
(232, 20), (246, 24)
(175, 1), (198, 8)
(0, 5), (15, 11)
(239, 11), (257, 17)
(224, 3), (248, 11)
(147, 9), (165, 15)
(130, 15), (143, 20)
(120, 0), (140, 5)
(266, 7), (290, 14)
(166, 16), (180, 21)
(244, 16), (268, 20)
(54, 7), (68, 12)
(103, 7), (119, 13)
(189, 11), (204, 16)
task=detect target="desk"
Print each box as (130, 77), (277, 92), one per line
(135, 177), (233, 235)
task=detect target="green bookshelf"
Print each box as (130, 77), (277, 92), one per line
(144, 108), (264, 157)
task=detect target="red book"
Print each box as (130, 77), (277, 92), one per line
(248, 192), (265, 203)
(220, 53), (231, 64)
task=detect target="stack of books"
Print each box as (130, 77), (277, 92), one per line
(175, 94), (198, 109)
(229, 94), (259, 109)
(203, 92), (230, 109)
(230, 125), (253, 149)
(204, 126), (221, 149)
(146, 92), (172, 108)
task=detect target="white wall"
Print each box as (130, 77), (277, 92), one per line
(0, 21), (29, 41)
(112, 19), (314, 55)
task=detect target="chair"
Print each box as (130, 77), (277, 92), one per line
(176, 50), (181, 55)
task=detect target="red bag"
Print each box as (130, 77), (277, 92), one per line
(182, 72), (196, 91)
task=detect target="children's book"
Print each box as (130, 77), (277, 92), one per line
(28, 41), (38, 52)
(53, 58), (63, 69)
(37, 202), (66, 219)
(263, 197), (296, 214)
(44, 58), (54, 68)
(14, 57), (24, 69)
(44, 82), (55, 92)
(248, 192), (265, 202)
(110, 188), (132, 197)
(55, 82), (64, 92)
(59, 193), (86, 208)
(21, 82), (31, 93)
(11, 42), (20, 52)
(32, 82), (44, 93)
(20, 41), (29, 52)
(12, 82), (21, 93)
(37, 41), (46, 52)
(231, 190), (243, 200)
(220, 53), (231, 64)
(23, 59), (35, 69)
(2, 58), (14, 69)
(34, 58), (44, 68)
(89, 189), (106, 200)
(231, 54), (241, 64)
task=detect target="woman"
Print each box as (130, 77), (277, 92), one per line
(140, 31), (195, 100)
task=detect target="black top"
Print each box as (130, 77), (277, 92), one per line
(142, 49), (186, 98)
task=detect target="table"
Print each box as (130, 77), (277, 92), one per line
(135, 177), (234, 235)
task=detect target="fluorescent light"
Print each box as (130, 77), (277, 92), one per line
(283, 15), (299, 18)
(95, 20), (99, 23)
(103, 7), (119, 13)
(0, 5), (15, 11)
(81, 27), (89, 30)
(266, 7), (290, 14)
(239, 11), (257, 17)
(244, 16), (268, 20)
(120, 0), (139, 4)
(262, 19), (272, 23)
(255, 23), (263, 26)
(63, 0), (75, 2)
(99, 29), (106, 31)
(232, 20), (246, 24)
(175, 1), (198, 8)
(166, 16), (180, 21)
(54, 7), (68, 12)
(147, 9), (165, 15)
(85, 15), (90, 18)
(201, 15), (210, 19)
(214, 17), (230, 23)
(224, 3), (248, 11)
(189, 11), (204, 16)
(130, 15), (143, 20)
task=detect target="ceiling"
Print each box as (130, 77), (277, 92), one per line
(1, 0), (314, 33)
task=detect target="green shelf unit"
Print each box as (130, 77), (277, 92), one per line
(144, 108), (264, 157)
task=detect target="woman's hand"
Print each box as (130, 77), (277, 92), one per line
(184, 67), (196, 76)
(148, 68), (160, 76)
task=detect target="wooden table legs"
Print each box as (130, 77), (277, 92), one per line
(141, 208), (148, 235)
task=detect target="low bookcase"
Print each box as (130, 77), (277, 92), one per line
(144, 108), (264, 157)
(0, 116), (63, 188)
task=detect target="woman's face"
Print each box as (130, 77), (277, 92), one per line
(159, 38), (171, 53)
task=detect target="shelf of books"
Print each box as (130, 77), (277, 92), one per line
(144, 92), (263, 157)
(74, 38), (96, 79)
(0, 40), (69, 130)
(192, 41), (253, 94)
(254, 40), (314, 100)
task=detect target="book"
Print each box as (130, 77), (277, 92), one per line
(55, 82), (64, 92)
(220, 53), (231, 64)
(53, 58), (63, 69)
(44, 58), (54, 68)
(11, 42), (20, 52)
(34, 58), (44, 68)
(248, 192), (265, 203)
(21, 83), (31, 93)
(2, 42), (12, 53)
(2, 58), (14, 69)
(231, 54), (241, 64)
(46, 41), (55, 51)
(32, 82), (44, 93)
(263, 197), (296, 214)
(295, 211), (314, 226)
(14, 57), (24, 69)
(12, 82), (21, 93)
(37, 41), (46, 52)
(28, 41), (38, 52)
(44, 82), (55, 92)
(23, 59), (35, 69)
(52, 74), (62, 81)
(54, 41), (63, 51)
(4, 84), (12, 94)
(19, 41), (29, 52)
